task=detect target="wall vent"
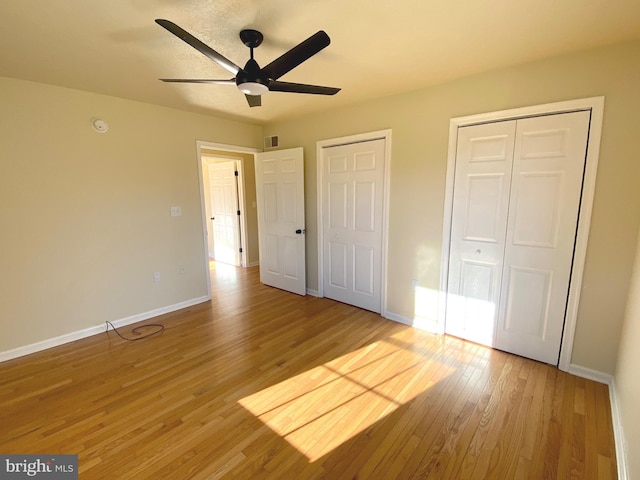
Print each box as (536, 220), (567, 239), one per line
(264, 135), (279, 149)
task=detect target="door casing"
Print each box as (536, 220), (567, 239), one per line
(439, 97), (604, 372)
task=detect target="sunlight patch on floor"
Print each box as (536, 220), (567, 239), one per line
(210, 259), (239, 283)
(445, 291), (496, 346)
(238, 331), (456, 461)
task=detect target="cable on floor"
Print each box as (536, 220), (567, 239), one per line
(105, 321), (164, 341)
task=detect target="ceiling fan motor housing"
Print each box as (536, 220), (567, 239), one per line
(236, 59), (269, 95)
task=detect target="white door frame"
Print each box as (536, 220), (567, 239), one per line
(316, 129), (392, 312)
(439, 97), (604, 371)
(196, 141), (260, 294)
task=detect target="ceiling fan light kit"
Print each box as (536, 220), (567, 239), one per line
(155, 19), (340, 107)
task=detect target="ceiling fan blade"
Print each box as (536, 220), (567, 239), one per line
(155, 19), (241, 76)
(261, 31), (331, 80)
(245, 94), (262, 107)
(159, 78), (236, 85)
(268, 80), (340, 95)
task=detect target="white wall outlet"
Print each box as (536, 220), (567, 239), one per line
(170, 206), (182, 217)
(178, 265), (185, 274)
(153, 271), (161, 282)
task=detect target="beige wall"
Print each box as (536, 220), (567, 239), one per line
(615, 226), (640, 479)
(0, 77), (261, 353)
(263, 39), (640, 375)
(3, 40), (640, 376)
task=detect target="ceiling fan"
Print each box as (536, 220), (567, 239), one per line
(155, 19), (341, 107)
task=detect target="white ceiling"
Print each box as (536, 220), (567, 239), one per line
(2, 0), (640, 125)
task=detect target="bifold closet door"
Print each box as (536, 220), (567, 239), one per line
(446, 111), (590, 364)
(445, 120), (516, 346)
(494, 111), (590, 364)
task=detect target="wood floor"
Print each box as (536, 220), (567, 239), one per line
(0, 263), (617, 479)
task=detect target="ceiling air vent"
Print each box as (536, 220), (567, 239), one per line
(264, 135), (279, 149)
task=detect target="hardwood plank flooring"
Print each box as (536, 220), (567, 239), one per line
(0, 262), (618, 479)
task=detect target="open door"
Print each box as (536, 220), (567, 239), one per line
(208, 160), (242, 266)
(255, 147), (306, 295)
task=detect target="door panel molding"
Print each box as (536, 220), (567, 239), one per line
(439, 97), (604, 371)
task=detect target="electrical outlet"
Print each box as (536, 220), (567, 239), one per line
(170, 206), (182, 217)
(178, 265), (185, 274)
(153, 271), (161, 282)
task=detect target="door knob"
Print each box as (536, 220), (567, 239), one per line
(295, 229), (306, 235)
(211, 217), (215, 220)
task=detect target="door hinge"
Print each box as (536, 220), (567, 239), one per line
(234, 171), (239, 176)
(239, 247), (243, 253)
(237, 210), (241, 216)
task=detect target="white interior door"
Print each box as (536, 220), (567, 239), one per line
(446, 111), (590, 364)
(209, 161), (241, 266)
(322, 139), (386, 313)
(255, 148), (306, 295)
(445, 121), (516, 345)
(495, 111), (590, 363)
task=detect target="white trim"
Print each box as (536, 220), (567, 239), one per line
(196, 140), (261, 284)
(609, 377), (629, 480)
(382, 311), (414, 327)
(567, 363), (612, 385)
(316, 129), (392, 314)
(439, 97), (605, 371)
(566, 365), (628, 479)
(306, 288), (320, 297)
(0, 296), (210, 363)
(198, 141), (261, 155)
(236, 160), (249, 267)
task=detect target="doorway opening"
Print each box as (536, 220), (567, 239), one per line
(196, 141), (261, 294)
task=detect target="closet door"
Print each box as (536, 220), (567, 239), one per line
(322, 139), (386, 313)
(495, 111), (590, 364)
(445, 121), (516, 346)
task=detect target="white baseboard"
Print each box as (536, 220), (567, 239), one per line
(567, 364), (627, 480)
(383, 310), (445, 334)
(306, 288), (319, 297)
(567, 364), (613, 385)
(0, 296), (210, 363)
(608, 377), (628, 480)
(382, 310), (412, 325)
